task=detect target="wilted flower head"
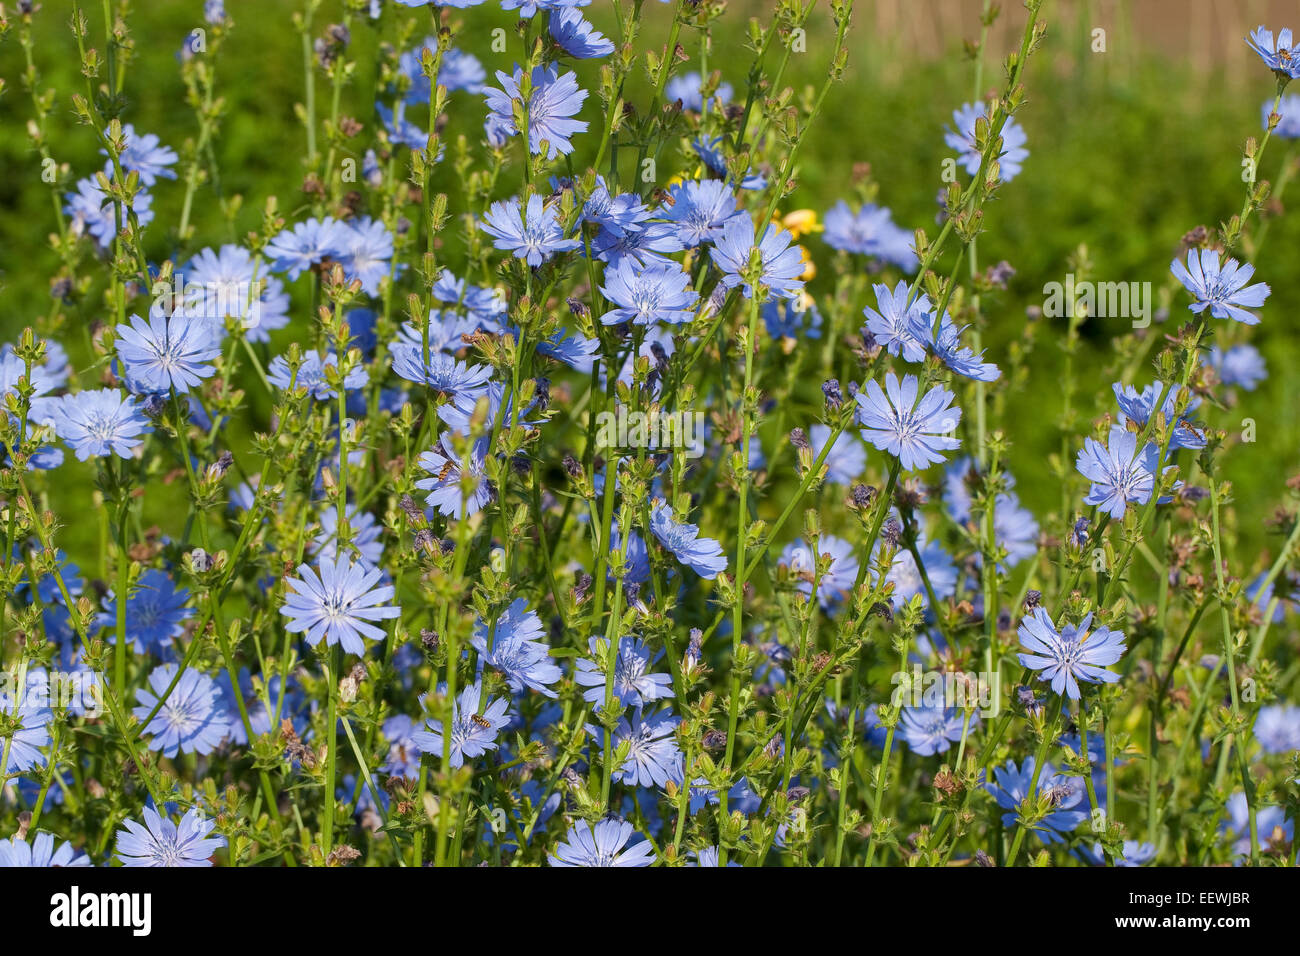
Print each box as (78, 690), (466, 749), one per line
(1222, 791), (1293, 858)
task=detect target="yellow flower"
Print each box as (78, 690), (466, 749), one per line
(797, 244), (816, 281)
(775, 208), (822, 240)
